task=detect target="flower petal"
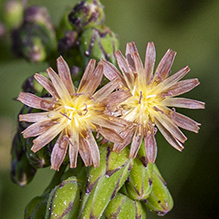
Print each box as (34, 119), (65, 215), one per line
(17, 92), (53, 110)
(145, 42), (156, 84)
(92, 77), (121, 102)
(154, 48), (176, 81)
(163, 97), (205, 109)
(130, 126), (143, 158)
(153, 66), (190, 94)
(133, 51), (145, 87)
(113, 127), (135, 153)
(100, 59), (127, 86)
(78, 59), (96, 92)
(144, 133), (157, 163)
(91, 115), (128, 133)
(100, 127), (124, 144)
(155, 111), (187, 143)
(164, 78), (200, 97)
(22, 119), (58, 138)
(19, 111), (60, 123)
(125, 41), (138, 70)
(102, 90), (132, 110)
(46, 67), (72, 103)
(69, 127), (79, 168)
(50, 132), (68, 171)
(155, 119), (184, 151)
(78, 63), (103, 95)
(84, 130), (100, 167)
(115, 50), (135, 90)
(34, 73), (59, 98)
(31, 119), (66, 152)
(167, 111), (201, 133)
(57, 56), (75, 95)
(79, 137), (92, 167)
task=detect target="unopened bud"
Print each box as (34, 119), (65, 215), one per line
(11, 6), (56, 62)
(3, 0), (23, 29)
(45, 176), (81, 219)
(11, 129), (37, 186)
(80, 25), (119, 65)
(125, 158), (153, 200)
(103, 193), (147, 219)
(24, 195), (48, 219)
(79, 144), (132, 219)
(68, 0), (105, 32)
(144, 165), (174, 216)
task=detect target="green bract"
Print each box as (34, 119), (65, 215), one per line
(11, 128), (37, 186)
(125, 158), (153, 200)
(68, 0), (105, 32)
(144, 165), (174, 216)
(80, 25), (119, 65)
(45, 176), (81, 219)
(78, 144), (132, 219)
(102, 193), (146, 219)
(11, 6), (56, 62)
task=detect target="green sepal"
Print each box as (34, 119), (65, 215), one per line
(24, 195), (48, 219)
(80, 25), (119, 66)
(102, 193), (147, 219)
(10, 129), (37, 186)
(68, 0), (105, 32)
(78, 144), (132, 219)
(11, 6), (57, 63)
(125, 157), (153, 200)
(45, 176), (81, 219)
(144, 165), (174, 216)
(86, 145), (108, 193)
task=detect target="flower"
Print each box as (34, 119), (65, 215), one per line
(101, 42), (205, 163)
(18, 56), (130, 170)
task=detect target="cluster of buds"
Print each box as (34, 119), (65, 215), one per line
(10, 4), (56, 62)
(57, 0), (119, 75)
(8, 0), (204, 218)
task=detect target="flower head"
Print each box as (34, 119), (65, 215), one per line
(18, 56), (130, 170)
(101, 42), (205, 163)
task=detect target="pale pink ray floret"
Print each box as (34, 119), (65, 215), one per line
(17, 56), (131, 171)
(100, 42), (205, 163)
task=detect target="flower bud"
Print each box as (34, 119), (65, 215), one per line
(80, 25), (119, 65)
(11, 6), (56, 62)
(68, 0), (105, 32)
(78, 144), (132, 219)
(45, 176), (81, 219)
(103, 193), (147, 219)
(11, 129), (37, 186)
(24, 195), (48, 219)
(3, 0), (23, 30)
(144, 165), (174, 216)
(125, 158), (153, 200)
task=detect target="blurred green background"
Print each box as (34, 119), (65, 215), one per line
(0, 0), (218, 218)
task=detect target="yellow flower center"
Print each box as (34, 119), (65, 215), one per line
(121, 84), (164, 126)
(57, 94), (94, 131)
